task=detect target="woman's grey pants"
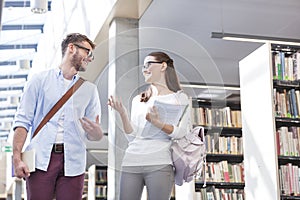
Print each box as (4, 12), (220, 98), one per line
(120, 164), (174, 200)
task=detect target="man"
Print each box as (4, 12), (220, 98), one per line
(12, 33), (103, 200)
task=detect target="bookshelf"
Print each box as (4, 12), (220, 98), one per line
(88, 164), (107, 200)
(190, 96), (245, 199)
(239, 42), (300, 200)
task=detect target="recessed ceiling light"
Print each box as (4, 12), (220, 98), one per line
(30, 0), (47, 14)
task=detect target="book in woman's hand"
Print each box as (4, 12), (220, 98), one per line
(140, 101), (188, 139)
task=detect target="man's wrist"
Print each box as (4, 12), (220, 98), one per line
(13, 154), (22, 165)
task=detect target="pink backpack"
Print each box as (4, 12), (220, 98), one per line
(171, 126), (206, 186)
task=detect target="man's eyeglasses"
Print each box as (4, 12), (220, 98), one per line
(143, 61), (163, 69)
(73, 43), (94, 60)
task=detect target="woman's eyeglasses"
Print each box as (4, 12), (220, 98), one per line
(143, 61), (163, 69)
(73, 43), (94, 60)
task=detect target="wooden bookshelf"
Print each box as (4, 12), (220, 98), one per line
(239, 42), (300, 199)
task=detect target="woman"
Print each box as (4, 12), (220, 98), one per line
(108, 51), (191, 200)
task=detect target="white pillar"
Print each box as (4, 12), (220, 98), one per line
(107, 17), (139, 200)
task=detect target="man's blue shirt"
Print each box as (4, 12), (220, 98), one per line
(13, 68), (101, 176)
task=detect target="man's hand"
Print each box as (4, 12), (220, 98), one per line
(79, 115), (103, 141)
(13, 157), (30, 179)
(13, 127), (30, 179)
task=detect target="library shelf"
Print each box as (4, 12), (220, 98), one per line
(88, 164), (107, 200)
(191, 96), (244, 199)
(195, 182), (245, 191)
(240, 42), (300, 199)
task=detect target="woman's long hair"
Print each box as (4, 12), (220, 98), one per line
(140, 52), (181, 102)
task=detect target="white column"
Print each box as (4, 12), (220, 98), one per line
(107, 17), (139, 200)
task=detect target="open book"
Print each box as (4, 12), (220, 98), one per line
(140, 101), (188, 139)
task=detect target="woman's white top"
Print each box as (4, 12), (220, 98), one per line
(122, 91), (191, 166)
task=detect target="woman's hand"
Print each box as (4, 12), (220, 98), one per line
(146, 106), (164, 129)
(146, 106), (175, 134)
(107, 95), (126, 115)
(107, 95), (133, 134)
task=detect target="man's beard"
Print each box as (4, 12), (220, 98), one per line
(71, 52), (86, 72)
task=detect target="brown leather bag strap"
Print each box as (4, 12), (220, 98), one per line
(32, 77), (86, 138)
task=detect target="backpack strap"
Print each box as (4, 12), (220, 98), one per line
(199, 126), (205, 142)
(199, 126), (206, 187)
(203, 155), (207, 187)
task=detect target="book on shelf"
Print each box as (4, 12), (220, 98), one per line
(95, 185), (107, 198)
(88, 165), (108, 200)
(293, 51), (300, 80)
(272, 51), (300, 81)
(295, 90), (300, 116)
(213, 163), (222, 182)
(224, 107), (232, 128)
(192, 107), (242, 128)
(273, 52), (281, 80)
(239, 163), (245, 183)
(201, 161), (244, 183)
(96, 169), (107, 183)
(284, 89), (291, 117)
(289, 89), (298, 117)
(228, 163), (234, 182)
(230, 110), (241, 128)
(219, 137), (227, 154)
(276, 126), (300, 156)
(206, 134), (212, 154)
(221, 160), (230, 182)
(205, 129), (243, 155)
(230, 136), (238, 154)
(279, 163), (300, 196)
(212, 132), (219, 154)
(196, 187), (245, 200)
(273, 87), (300, 118)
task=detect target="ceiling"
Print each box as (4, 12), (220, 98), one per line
(0, 0), (51, 140)
(139, 0), (300, 86)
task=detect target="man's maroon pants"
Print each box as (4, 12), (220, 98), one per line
(26, 152), (85, 200)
